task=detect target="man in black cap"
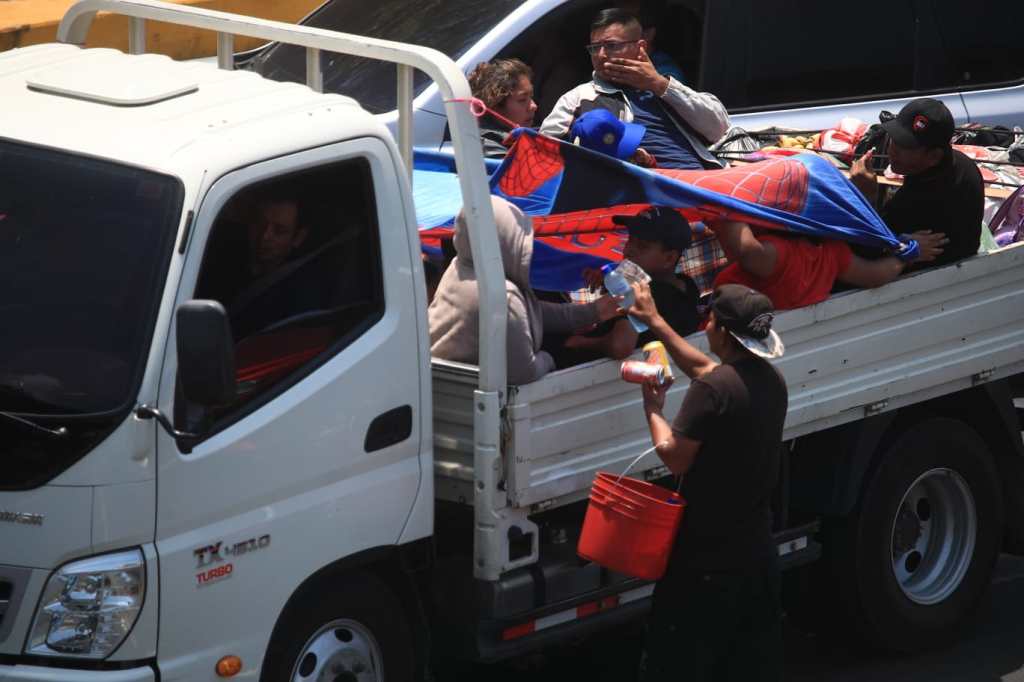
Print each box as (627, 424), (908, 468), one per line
(850, 98), (984, 268)
(626, 282), (787, 682)
(563, 206), (700, 360)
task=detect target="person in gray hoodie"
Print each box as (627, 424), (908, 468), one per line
(429, 196), (619, 385)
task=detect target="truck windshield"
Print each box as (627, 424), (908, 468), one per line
(249, 0), (525, 113)
(0, 140), (182, 489)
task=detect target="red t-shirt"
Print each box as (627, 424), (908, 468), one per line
(713, 234), (853, 310)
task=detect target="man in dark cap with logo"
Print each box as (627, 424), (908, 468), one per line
(626, 282), (787, 682)
(561, 206), (700, 361)
(850, 98), (984, 268)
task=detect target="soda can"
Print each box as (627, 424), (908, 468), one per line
(620, 361), (665, 384)
(642, 341), (673, 380)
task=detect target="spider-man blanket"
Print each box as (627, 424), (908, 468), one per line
(416, 129), (911, 292)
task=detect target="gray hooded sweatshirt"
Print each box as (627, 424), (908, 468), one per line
(428, 196), (600, 385)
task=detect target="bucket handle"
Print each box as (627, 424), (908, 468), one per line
(617, 443), (660, 483)
(616, 441), (684, 493)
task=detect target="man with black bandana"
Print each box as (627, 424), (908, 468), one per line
(850, 98), (984, 268)
(626, 283), (788, 682)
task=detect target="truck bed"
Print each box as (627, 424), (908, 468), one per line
(433, 244), (1024, 510)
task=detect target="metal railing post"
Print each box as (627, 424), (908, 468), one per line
(216, 32), (233, 70)
(128, 16), (145, 54)
(396, 63), (414, 179)
(305, 47), (322, 92)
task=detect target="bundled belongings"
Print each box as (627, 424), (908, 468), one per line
(814, 117), (869, 161)
(416, 129), (923, 297)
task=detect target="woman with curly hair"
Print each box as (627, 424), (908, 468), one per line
(467, 58), (538, 158)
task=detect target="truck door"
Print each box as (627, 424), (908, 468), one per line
(151, 139), (425, 677)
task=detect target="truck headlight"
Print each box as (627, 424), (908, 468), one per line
(26, 549), (146, 659)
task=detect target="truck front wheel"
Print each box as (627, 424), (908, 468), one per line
(839, 417), (1003, 652)
(261, 571), (416, 682)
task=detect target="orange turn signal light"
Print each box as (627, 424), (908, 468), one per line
(216, 655), (243, 677)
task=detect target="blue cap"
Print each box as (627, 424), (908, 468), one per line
(570, 109), (646, 161)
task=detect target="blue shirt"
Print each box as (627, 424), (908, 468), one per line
(652, 50), (686, 83)
(623, 87), (703, 170)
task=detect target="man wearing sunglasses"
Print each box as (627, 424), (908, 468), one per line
(540, 8), (729, 170)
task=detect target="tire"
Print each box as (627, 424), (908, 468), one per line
(260, 571), (416, 682)
(835, 417), (1003, 652)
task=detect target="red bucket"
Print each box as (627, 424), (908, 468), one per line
(594, 473), (680, 514)
(578, 472), (685, 580)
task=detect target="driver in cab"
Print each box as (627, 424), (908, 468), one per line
(205, 195), (327, 338)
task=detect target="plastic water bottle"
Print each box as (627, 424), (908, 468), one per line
(602, 262), (648, 333)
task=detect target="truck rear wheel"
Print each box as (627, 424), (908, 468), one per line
(838, 417), (1002, 652)
(261, 572), (416, 682)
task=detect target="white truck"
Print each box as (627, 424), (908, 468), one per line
(0, 2), (1022, 681)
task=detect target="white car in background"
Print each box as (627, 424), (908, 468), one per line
(245, 0), (1024, 146)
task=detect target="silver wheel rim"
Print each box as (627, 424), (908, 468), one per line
(290, 618), (384, 682)
(889, 467), (977, 605)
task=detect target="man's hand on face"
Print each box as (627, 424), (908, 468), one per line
(603, 46), (670, 95)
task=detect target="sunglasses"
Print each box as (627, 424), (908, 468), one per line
(585, 40), (639, 56)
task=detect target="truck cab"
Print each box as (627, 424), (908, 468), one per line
(0, 5), (492, 676)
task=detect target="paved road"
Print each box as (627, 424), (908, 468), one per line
(786, 555), (1024, 682)
(458, 554), (1024, 682)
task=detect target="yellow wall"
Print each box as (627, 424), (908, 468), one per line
(0, 0), (323, 57)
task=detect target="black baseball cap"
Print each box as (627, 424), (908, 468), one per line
(612, 207), (692, 252)
(709, 284), (784, 359)
(881, 98), (955, 150)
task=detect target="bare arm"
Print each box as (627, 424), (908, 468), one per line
(627, 282), (717, 380)
(643, 379), (701, 474)
(836, 254), (905, 289)
(709, 220), (777, 278)
(565, 318), (638, 360)
(837, 231), (948, 289)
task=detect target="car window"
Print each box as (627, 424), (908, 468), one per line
(925, 0), (1024, 89)
(250, 0), (525, 114)
(716, 0), (916, 110)
(178, 159), (384, 432)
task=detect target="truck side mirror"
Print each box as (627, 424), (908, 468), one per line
(176, 300), (237, 407)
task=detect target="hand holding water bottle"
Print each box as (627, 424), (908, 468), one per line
(602, 260), (650, 332)
(624, 280), (661, 327)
